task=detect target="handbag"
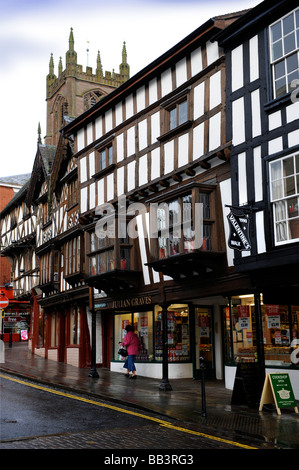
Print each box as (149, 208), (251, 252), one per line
(118, 346), (128, 357)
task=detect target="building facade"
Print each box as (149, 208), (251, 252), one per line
(1, 1), (298, 397)
(217, 0), (299, 394)
(61, 12), (248, 382)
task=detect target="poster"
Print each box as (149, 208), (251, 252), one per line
(238, 305), (250, 329)
(266, 304), (280, 329)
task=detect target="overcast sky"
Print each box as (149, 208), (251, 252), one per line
(0, 0), (261, 178)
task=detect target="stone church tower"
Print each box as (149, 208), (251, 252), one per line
(45, 28), (130, 146)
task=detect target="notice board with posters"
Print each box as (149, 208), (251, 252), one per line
(259, 373), (298, 415)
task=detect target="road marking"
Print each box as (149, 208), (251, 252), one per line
(0, 373), (258, 449)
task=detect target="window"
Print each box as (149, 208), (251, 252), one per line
(113, 305), (190, 363)
(270, 8), (299, 98)
(88, 228), (115, 276)
(68, 179), (78, 208)
(156, 190), (213, 259)
(269, 153), (299, 244)
(88, 223), (133, 276)
(64, 237), (80, 276)
(223, 295), (299, 367)
(99, 145), (113, 170)
(70, 307), (80, 345)
(169, 99), (188, 130)
(154, 305), (190, 362)
(50, 312), (59, 347)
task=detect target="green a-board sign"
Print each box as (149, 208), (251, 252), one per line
(259, 373), (298, 415)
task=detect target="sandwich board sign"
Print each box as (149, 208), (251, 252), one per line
(259, 373), (298, 415)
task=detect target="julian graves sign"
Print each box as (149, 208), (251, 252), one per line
(227, 211), (251, 252)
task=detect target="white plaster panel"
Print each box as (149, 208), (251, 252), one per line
(176, 57), (187, 87)
(231, 44), (243, 92)
(151, 148), (160, 180)
(194, 82), (205, 120)
(148, 78), (158, 105)
(139, 154), (148, 186)
(232, 97), (245, 145)
(161, 68), (172, 97)
(138, 119), (148, 151)
(178, 133), (189, 167)
(164, 140), (174, 174)
(151, 112), (160, 144)
(191, 46), (202, 76)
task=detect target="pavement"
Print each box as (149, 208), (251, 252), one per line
(1, 341), (299, 449)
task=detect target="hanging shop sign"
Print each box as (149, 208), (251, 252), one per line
(259, 373), (298, 415)
(227, 211), (251, 251)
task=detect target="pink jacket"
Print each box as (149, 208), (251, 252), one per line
(123, 331), (140, 355)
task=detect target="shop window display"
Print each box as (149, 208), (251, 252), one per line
(114, 305), (190, 363)
(223, 294), (299, 367)
(154, 305), (190, 362)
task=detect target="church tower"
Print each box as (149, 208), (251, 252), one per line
(45, 28), (130, 146)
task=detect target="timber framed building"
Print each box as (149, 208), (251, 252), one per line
(1, 1), (298, 397)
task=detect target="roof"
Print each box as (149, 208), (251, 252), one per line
(0, 174), (31, 187)
(216, 0), (298, 46)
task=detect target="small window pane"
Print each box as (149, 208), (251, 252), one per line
(169, 108), (176, 130)
(275, 77), (287, 97)
(284, 32), (296, 55)
(283, 14), (294, 36)
(178, 100), (187, 125)
(271, 22), (282, 43)
(272, 40), (283, 61)
(274, 60), (285, 79)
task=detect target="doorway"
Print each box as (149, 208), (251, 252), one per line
(193, 307), (215, 379)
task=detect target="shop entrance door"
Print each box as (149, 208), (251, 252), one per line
(194, 307), (215, 379)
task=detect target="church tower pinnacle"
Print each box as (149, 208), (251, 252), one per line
(45, 29), (130, 146)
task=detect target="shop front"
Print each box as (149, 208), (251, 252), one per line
(223, 293), (299, 397)
(109, 298), (216, 380)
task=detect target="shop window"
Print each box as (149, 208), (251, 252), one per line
(70, 307), (80, 345)
(269, 8), (299, 98)
(269, 153), (299, 244)
(223, 295), (299, 367)
(263, 304), (298, 366)
(154, 305), (190, 362)
(114, 305), (190, 363)
(114, 312), (154, 361)
(38, 311), (45, 347)
(50, 312), (59, 348)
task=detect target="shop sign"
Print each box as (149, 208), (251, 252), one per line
(259, 373), (298, 415)
(227, 211), (251, 251)
(112, 295), (152, 309)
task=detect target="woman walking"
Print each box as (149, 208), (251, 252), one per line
(120, 325), (140, 379)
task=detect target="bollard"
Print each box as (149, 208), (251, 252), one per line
(200, 354), (206, 417)
(9, 331), (12, 348)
